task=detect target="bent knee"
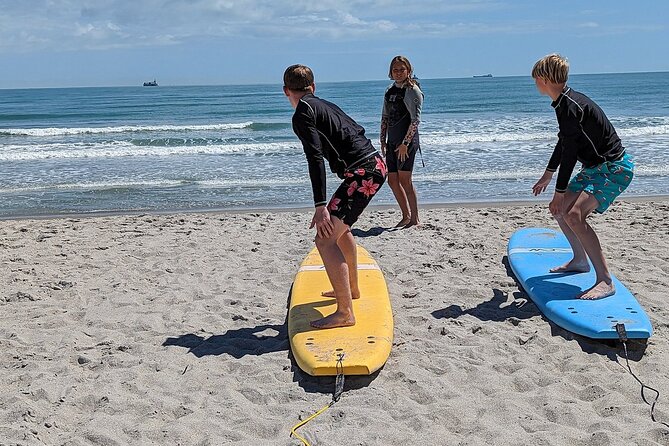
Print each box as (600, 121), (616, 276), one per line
(563, 210), (584, 227)
(315, 236), (335, 250)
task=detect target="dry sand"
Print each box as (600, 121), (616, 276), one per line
(1, 200), (668, 445)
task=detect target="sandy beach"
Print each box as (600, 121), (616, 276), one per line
(1, 199), (668, 445)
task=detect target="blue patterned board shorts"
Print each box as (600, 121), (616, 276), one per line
(567, 153), (634, 214)
(327, 154), (387, 227)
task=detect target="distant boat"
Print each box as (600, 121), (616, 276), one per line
(473, 74), (493, 78)
(143, 79), (158, 86)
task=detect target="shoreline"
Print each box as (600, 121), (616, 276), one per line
(2, 193), (668, 222)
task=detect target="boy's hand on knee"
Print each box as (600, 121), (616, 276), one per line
(549, 192), (565, 216)
(311, 206), (334, 238)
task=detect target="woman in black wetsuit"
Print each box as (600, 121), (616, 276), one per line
(380, 55), (424, 228)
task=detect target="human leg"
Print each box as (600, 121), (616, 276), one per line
(320, 228), (360, 299)
(385, 146), (410, 226)
(312, 216), (356, 329)
(550, 190), (589, 273)
(398, 170), (419, 227)
(387, 172), (410, 226)
(313, 155), (386, 328)
(562, 192), (614, 299)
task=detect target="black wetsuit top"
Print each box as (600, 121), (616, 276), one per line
(547, 87), (625, 192)
(292, 93), (376, 207)
(385, 85), (413, 144)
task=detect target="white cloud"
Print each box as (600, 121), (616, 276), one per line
(0, 0), (663, 53)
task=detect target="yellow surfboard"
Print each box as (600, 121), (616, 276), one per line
(288, 245), (393, 376)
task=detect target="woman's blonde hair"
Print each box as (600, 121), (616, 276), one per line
(388, 55), (417, 87)
(531, 54), (569, 84)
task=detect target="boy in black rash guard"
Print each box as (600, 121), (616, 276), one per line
(531, 54), (634, 300)
(283, 64), (387, 329)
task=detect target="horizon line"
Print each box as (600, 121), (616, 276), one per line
(2, 70), (668, 91)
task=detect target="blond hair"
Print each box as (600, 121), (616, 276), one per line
(531, 54), (569, 84)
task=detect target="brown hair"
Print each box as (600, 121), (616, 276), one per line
(283, 64), (314, 91)
(388, 55), (417, 87)
(531, 53), (569, 84)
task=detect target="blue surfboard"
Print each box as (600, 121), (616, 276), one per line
(508, 228), (652, 339)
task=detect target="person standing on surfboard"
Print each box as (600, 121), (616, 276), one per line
(531, 54), (634, 300)
(283, 64), (387, 329)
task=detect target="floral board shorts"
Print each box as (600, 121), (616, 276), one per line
(327, 154), (387, 227)
(567, 153), (634, 214)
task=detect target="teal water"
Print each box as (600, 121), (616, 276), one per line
(1, 72), (668, 217)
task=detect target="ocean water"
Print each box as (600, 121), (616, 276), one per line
(1, 72), (668, 218)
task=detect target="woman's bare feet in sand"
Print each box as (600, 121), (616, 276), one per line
(549, 260), (590, 273)
(310, 311), (356, 329)
(579, 281), (615, 300)
(321, 290), (360, 299)
(403, 219), (420, 228)
(395, 216), (411, 227)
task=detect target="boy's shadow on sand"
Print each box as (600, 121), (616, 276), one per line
(351, 226), (392, 237)
(431, 256), (647, 362)
(163, 286), (379, 395)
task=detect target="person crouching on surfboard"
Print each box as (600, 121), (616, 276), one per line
(283, 64), (387, 329)
(531, 54), (634, 300)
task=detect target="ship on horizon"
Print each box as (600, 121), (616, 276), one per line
(143, 79), (158, 86)
(473, 74), (493, 78)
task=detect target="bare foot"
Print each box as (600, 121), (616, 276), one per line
(395, 217), (411, 228)
(321, 290), (360, 299)
(403, 219), (420, 229)
(310, 311), (356, 329)
(549, 260), (590, 273)
(579, 281), (615, 300)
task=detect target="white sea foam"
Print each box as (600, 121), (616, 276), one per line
(0, 177), (311, 194)
(0, 140), (299, 161)
(420, 123), (669, 146)
(0, 122), (254, 137)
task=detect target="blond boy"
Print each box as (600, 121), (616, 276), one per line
(531, 54), (634, 300)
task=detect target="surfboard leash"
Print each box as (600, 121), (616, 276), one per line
(290, 353), (346, 445)
(615, 323), (669, 429)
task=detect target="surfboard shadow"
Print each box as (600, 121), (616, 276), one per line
(163, 284), (293, 359)
(162, 285), (380, 395)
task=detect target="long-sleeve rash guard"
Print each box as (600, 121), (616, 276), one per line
(547, 86), (625, 192)
(292, 93), (376, 207)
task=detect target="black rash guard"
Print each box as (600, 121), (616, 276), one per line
(547, 86), (625, 192)
(292, 93), (376, 207)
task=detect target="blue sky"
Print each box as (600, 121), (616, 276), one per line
(1, 0), (667, 88)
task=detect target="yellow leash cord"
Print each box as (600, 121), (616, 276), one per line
(289, 353), (346, 445)
(290, 401), (334, 446)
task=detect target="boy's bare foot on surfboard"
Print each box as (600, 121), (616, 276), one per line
(550, 260), (590, 273)
(310, 311), (356, 329)
(579, 281), (615, 300)
(321, 290), (360, 299)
